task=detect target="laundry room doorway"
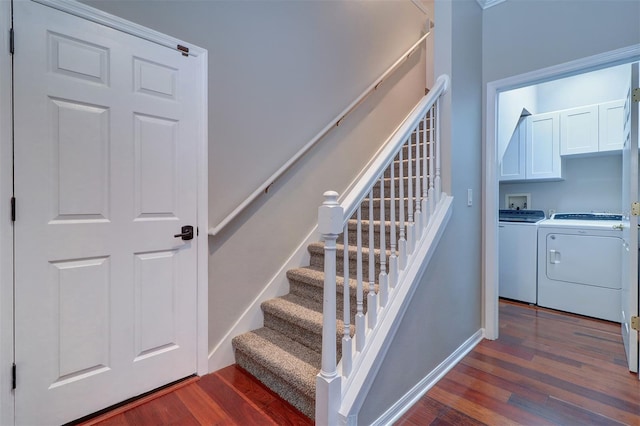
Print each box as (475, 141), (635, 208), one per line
(483, 47), (640, 377)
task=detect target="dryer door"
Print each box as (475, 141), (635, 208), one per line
(546, 233), (622, 289)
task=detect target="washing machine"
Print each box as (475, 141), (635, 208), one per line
(499, 209), (546, 304)
(537, 213), (624, 322)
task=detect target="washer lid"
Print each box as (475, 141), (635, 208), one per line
(499, 209), (546, 223)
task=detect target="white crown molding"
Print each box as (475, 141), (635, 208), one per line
(476, 0), (507, 10)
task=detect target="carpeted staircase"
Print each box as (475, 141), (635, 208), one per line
(232, 141), (427, 419)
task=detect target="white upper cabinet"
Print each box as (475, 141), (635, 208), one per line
(559, 100), (625, 156)
(499, 117), (526, 181)
(560, 105), (599, 155)
(598, 99), (625, 152)
(499, 113), (562, 182)
(527, 112), (562, 180)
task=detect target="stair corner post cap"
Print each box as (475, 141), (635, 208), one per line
(318, 191), (343, 236)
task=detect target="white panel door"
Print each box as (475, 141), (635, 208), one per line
(621, 62), (639, 374)
(13, 2), (200, 424)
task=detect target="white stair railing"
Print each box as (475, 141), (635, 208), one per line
(316, 74), (450, 425)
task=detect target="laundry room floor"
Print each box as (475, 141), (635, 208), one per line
(397, 300), (640, 425)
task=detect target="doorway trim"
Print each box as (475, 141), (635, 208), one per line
(483, 44), (640, 340)
(0, 1), (208, 423)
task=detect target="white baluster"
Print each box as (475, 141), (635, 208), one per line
(341, 222), (352, 377)
(414, 127), (422, 238)
(378, 177), (388, 307)
(355, 207), (365, 352)
(407, 135), (415, 254)
(421, 115), (428, 226)
(428, 106), (435, 216)
(398, 146), (407, 270)
(389, 156), (398, 288)
(435, 98), (441, 204)
(316, 191), (342, 426)
(367, 190), (377, 329)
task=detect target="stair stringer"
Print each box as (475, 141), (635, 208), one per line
(336, 195), (453, 426)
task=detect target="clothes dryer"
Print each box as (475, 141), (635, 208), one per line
(537, 213), (624, 322)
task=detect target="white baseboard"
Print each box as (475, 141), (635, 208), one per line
(372, 328), (485, 426)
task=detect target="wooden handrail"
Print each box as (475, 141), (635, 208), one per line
(208, 31), (432, 236)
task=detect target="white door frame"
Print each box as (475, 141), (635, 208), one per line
(0, 1), (208, 423)
(483, 44), (640, 340)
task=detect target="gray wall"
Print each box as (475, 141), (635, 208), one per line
(500, 154), (622, 215)
(359, 0), (484, 423)
(81, 0), (429, 362)
(483, 0), (640, 85)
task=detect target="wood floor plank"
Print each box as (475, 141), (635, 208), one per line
(122, 393), (200, 426)
(174, 382), (235, 425)
(197, 372), (279, 426)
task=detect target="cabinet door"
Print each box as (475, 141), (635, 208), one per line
(560, 105), (599, 155)
(499, 118), (526, 181)
(598, 99), (625, 152)
(527, 113), (562, 180)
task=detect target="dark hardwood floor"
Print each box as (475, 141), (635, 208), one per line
(80, 300), (640, 425)
(397, 300), (640, 425)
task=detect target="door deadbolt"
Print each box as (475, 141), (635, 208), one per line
(174, 225), (194, 241)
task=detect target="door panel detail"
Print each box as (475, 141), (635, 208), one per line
(134, 250), (178, 359)
(134, 58), (177, 100)
(50, 257), (110, 385)
(52, 98), (110, 221)
(49, 32), (110, 85)
(134, 114), (178, 219)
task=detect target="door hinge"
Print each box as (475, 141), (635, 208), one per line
(10, 197), (15, 222)
(177, 44), (189, 57)
(9, 28), (14, 55)
(633, 88), (640, 103)
(632, 316), (640, 331)
(632, 202), (640, 216)
(11, 363), (16, 390)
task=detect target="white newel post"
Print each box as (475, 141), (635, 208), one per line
(316, 191), (343, 426)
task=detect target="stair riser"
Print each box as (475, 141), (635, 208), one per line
(338, 226), (398, 248)
(234, 351), (315, 419)
(263, 312), (344, 360)
(384, 160), (429, 178)
(289, 271), (368, 324)
(372, 178), (432, 198)
(310, 250), (385, 281)
(358, 201), (423, 222)
(287, 278), (370, 324)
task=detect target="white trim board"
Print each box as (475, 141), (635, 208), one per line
(33, 0), (206, 57)
(372, 329), (484, 426)
(482, 44), (640, 340)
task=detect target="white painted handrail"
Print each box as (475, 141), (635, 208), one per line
(316, 74), (450, 424)
(339, 74), (448, 222)
(208, 31), (432, 236)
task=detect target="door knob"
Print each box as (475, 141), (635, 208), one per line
(174, 225), (194, 241)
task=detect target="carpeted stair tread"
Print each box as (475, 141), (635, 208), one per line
(232, 327), (318, 418)
(232, 327), (319, 393)
(262, 293), (325, 335)
(287, 266), (376, 295)
(307, 241), (392, 260)
(262, 293), (354, 354)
